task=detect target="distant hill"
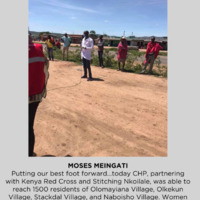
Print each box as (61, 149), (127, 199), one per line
(30, 31), (167, 41)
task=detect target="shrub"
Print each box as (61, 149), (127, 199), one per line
(68, 49), (82, 64)
(126, 53), (138, 68)
(91, 50), (99, 66)
(103, 49), (117, 69)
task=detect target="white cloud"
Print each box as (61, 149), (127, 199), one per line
(39, 0), (99, 14)
(104, 20), (109, 23)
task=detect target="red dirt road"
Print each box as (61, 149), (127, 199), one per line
(34, 61), (167, 157)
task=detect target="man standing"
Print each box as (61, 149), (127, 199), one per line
(97, 35), (104, 68)
(61, 33), (71, 61)
(140, 36), (163, 74)
(81, 31), (94, 81)
(29, 32), (49, 156)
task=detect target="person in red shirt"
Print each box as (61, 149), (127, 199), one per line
(55, 39), (61, 49)
(141, 36), (163, 74)
(29, 32), (49, 156)
(117, 37), (128, 71)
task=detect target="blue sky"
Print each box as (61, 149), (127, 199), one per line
(29, 0), (167, 37)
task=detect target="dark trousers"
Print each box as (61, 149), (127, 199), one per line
(83, 58), (92, 78)
(29, 102), (40, 156)
(98, 51), (103, 66)
(47, 48), (54, 60)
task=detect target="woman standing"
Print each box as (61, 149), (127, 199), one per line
(117, 37), (128, 71)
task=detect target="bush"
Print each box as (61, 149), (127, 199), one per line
(91, 50), (99, 66)
(91, 56), (99, 66)
(68, 49), (82, 64)
(126, 53), (138, 68)
(103, 49), (117, 69)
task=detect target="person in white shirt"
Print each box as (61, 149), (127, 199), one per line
(81, 31), (94, 81)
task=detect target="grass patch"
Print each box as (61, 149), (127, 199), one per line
(159, 52), (167, 56)
(106, 47), (117, 52)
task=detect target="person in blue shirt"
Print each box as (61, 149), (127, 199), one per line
(61, 33), (71, 61)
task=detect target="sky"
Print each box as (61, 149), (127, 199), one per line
(29, 0), (167, 37)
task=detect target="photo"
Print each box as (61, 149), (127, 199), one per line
(29, 0), (167, 157)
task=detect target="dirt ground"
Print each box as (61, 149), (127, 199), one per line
(34, 60), (167, 157)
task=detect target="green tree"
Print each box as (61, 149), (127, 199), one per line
(89, 30), (97, 41)
(90, 30), (96, 35)
(39, 32), (50, 37)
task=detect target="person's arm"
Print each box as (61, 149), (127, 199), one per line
(145, 43), (150, 58)
(125, 44), (128, 55)
(85, 39), (93, 50)
(117, 43), (122, 52)
(45, 40), (48, 49)
(69, 37), (71, 46)
(154, 44), (163, 59)
(81, 39), (86, 50)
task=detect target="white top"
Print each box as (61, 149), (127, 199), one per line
(81, 37), (93, 60)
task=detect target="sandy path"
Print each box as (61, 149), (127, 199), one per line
(34, 61), (167, 157)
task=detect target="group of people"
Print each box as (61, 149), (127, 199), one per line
(116, 36), (163, 74)
(45, 33), (72, 61)
(29, 30), (163, 156)
(45, 32), (163, 78)
(80, 34), (163, 79)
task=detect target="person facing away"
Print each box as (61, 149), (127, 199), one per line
(29, 32), (49, 157)
(45, 35), (54, 61)
(117, 37), (128, 71)
(55, 39), (61, 49)
(81, 31), (94, 81)
(61, 33), (71, 61)
(97, 35), (104, 68)
(140, 36), (163, 74)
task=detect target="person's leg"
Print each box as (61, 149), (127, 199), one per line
(141, 56), (150, 73)
(86, 59), (92, 79)
(62, 47), (66, 60)
(148, 55), (155, 74)
(66, 47), (69, 61)
(122, 60), (125, 71)
(47, 48), (51, 60)
(118, 61), (121, 70)
(100, 51), (103, 67)
(29, 102), (40, 157)
(50, 48), (54, 61)
(82, 58), (87, 78)
(98, 51), (101, 66)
